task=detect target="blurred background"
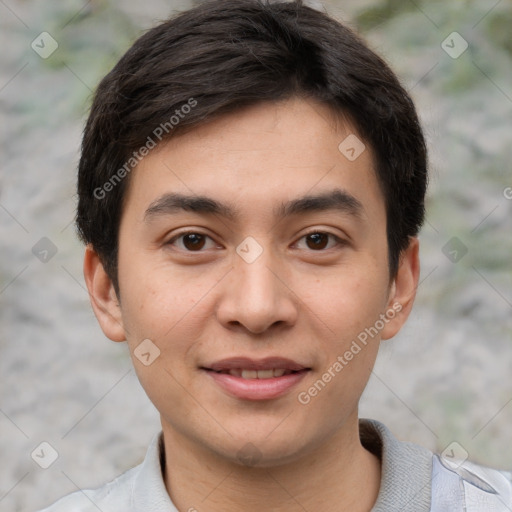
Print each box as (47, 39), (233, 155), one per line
(0, 0), (511, 510)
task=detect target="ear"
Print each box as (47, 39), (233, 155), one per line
(83, 244), (126, 342)
(381, 237), (420, 340)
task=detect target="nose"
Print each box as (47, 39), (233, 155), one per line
(215, 240), (298, 335)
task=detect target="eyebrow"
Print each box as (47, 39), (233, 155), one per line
(143, 188), (364, 222)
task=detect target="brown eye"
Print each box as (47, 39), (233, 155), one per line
(182, 233), (206, 250)
(306, 232), (329, 250)
(167, 232), (217, 251)
(295, 231), (344, 251)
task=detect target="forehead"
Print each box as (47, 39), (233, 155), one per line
(121, 96), (384, 224)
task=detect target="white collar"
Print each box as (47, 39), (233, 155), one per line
(129, 418), (433, 511)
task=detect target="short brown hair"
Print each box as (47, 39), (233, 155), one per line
(76, 0), (428, 293)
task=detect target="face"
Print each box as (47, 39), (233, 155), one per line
(86, 96), (418, 467)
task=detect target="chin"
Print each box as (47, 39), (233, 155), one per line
(211, 427), (313, 469)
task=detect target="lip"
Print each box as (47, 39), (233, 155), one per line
(206, 357), (307, 372)
(202, 357), (310, 401)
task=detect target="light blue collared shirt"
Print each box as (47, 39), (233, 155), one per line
(37, 419), (512, 511)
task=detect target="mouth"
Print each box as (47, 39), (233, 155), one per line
(201, 357), (311, 400)
(209, 368), (301, 379)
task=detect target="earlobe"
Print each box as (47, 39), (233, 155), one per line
(83, 245), (126, 342)
(381, 237), (420, 340)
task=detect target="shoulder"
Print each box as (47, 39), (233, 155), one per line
(35, 464), (140, 512)
(360, 418), (512, 512)
(431, 454), (512, 511)
(35, 432), (171, 512)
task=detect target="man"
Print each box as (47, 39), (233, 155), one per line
(39, 0), (512, 510)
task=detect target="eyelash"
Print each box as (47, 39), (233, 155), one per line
(165, 230), (346, 252)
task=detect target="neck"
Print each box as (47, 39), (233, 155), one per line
(162, 414), (381, 512)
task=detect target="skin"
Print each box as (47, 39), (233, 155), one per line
(84, 95), (420, 512)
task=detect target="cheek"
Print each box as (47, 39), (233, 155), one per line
(295, 272), (386, 422)
(305, 265), (390, 339)
(120, 269), (208, 410)
(119, 256), (205, 338)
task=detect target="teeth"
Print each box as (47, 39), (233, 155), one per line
(241, 370), (258, 379)
(229, 369), (292, 379)
(256, 369), (274, 379)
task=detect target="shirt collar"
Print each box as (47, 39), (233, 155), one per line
(132, 432), (178, 511)
(360, 418), (433, 511)
(131, 419), (433, 511)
